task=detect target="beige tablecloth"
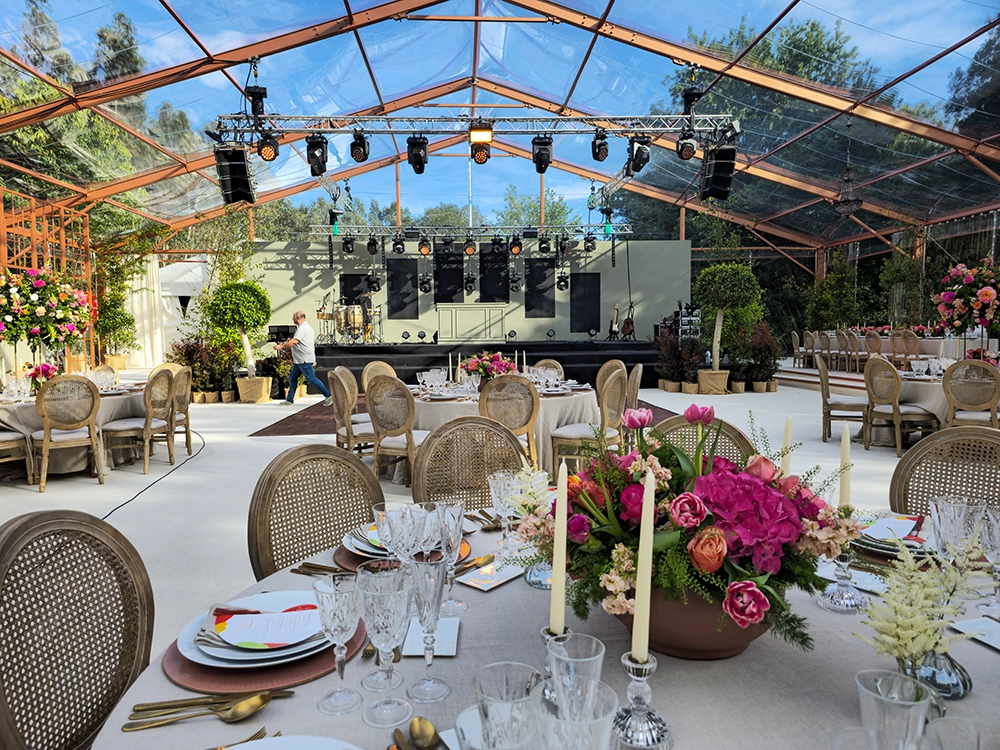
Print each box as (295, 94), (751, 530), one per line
(91, 532), (1000, 750)
(0, 392), (145, 473)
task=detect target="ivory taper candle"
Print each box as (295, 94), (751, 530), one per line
(448, 352), (453, 382)
(631, 469), (656, 663)
(780, 415), (792, 476)
(549, 461), (569, 635)
(839, 422), (851, 508)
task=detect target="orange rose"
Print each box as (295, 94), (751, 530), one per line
(687, 526), (728, 574)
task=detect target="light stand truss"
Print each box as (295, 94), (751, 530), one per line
(305, 223), (633, 239)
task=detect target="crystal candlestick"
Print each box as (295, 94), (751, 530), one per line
(613, 652), (672, 749)
(817, 553), (869, 614)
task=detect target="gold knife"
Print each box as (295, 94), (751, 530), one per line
(455, 554), (494, 577)
(133, 689), (293, 713)
(394, 728), (417, 750)
(298, 562), (349, 573)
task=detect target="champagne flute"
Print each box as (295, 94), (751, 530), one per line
(312, 575), (362, 715)
(437, 501), (468, 616)
(406, 557), (451, 703)
(488, 470), (518, 556)
(384, 505), (427, 564)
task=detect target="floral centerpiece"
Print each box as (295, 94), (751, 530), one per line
(0, 267), (90, 351)
(25, 362), (58, 391)
(517, 405), (863, 655)
(932, 257), (999, 337)
(461, 351), (518, 381)
(965, 348), (999, 367)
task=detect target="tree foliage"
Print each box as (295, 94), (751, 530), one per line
(693, 263), (762, 370)
(805, 251), (860, 330)
(493, 185), (581, 228)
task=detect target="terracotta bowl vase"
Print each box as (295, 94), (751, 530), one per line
(616, 587), (768, 660)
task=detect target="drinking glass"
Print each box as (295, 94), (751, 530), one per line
(312, 575), (362, 715)
(415, 502), (439, 561)
(384, 504), (427, 564)
(924, 717), (1000, 750)
(830, 728), (930, 750)
(406, 557), (451, 703)
(488, 470), (518, 555)
(472, 662), (542, 748)
(535, 677), (617, 749)
(546, 632), (606, 720)
(929, 496), (987, 561)
(454, 705), (534, 750)
(372, 501), (408, 556)
(855, 669), (932, 750)
(469, 372), (481, 391)
(437, 501), (468, 616)
(417, 371), (426, 390)
(356, 559), (412, 698)
(977, 506), (1000, 618)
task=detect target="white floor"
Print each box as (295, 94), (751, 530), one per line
(0, 382), (900, 656)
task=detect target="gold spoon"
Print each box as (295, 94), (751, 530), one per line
(122, 694), (270, 732)
(410, 716), (443, 750)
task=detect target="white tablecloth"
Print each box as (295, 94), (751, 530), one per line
(90, 532), (1000, 750)
(854, 379), (949, 448)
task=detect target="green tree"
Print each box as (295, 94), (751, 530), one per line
(366, 199), (414, 227)
(493, 185), (580, 228)
(207, 281), (271, 378)
(946, 16), (1000, 139)
(608, 192), (679, 240)
(14, 0), (83, 83)
(417, 202), (485, 228)
(692, 263), (762, 370)
(148, 102), (204, 155)
(90, 12), (147, 132)
(806, 251), (860, 330)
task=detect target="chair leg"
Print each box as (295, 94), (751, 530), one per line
(142, 439), (150, 474)
(185, 422), (192, 455)
(894, 420), (903, 458)
(167, 431), (176, 465)
(822, 412), (829, 442)
(863, 418), (871, 451)
(38, 449), (49, 492)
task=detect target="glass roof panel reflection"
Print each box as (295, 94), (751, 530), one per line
(765, 201), (865, 243)
(861, 153), (1000, 219)
(144, 172), (222, 220)
(0, 57), (64, 116)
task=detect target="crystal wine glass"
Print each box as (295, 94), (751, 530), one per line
(977, 505), (1000, 619)
(437, 501), (468, 616)
(415, 502), (439, 561)
(488, 470), (519, 556)
(312, 574), (362, 715)
(406, 557), (451, 703)
(384, 504), (427, 564)
(930, 496), (987, 562)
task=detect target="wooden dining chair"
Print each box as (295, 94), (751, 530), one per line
(864, 331), (883, 359)
(247, 444), (384, 580)
(888, 426), (1000, 516)
(652, 414), (755, 467)
(532, 358), (564, 380)
(941, 360), (1000, 428)
(361, 360), (396, 392)
(863, 356), (939, 457)
(816, 356), (867, 441)
(552, 367), (626, 470)
(624, 363), (644, 452)
(170, 365), (193, 455)
(594, 359), (626, 402)
(0, 430), (33, 484)
(328, 370), (375, 455)
(801, 331), (816, 368)
(150, 362), (183, 375)
(888, 329), (908, 368)
(334, 365), (370, 425)
(31, 374), (104, 493)
(790, 331), (804, 368)
(835, 329), (850, 372)
(0, 510), (153, 750)
(102, 368), (175, 474)
(846, 329), (868, 374)
(412, 416), (526, 511)
(365, 375), (430, 486)
(478, 374), (540, 467)
(816, 331), (833, 370)
(93, 364), (119, 384)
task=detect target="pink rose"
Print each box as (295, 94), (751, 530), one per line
(622, 408), (653, 430)
(722, 580), (770, 628)
(941, 291), (956, 303)
(777, 475), (801, 496)
(29, 327), (39, 334)
(683, 404), (715, 426)
(745, 454), (780, 483)
(687, 526), (727, 573)
(964, 274), (975, 284)
(669, 492), (707, 529)
(25, 269), (38, 277)
(32, 279), (45, 288)
(567, 513), (591, 544)
(619, 483), (645, 525)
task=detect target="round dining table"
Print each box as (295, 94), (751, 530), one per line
(91, 530), (999, 750)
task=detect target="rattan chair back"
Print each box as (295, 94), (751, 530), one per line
(533, 359), (564, 379)
(790, 330), (802, 367)
(817, 331), (833, 366)
(93, 364), (118, 384)
(171, 366), (193, 455)
(144, 367), (174, 422)
(412, 416), (526, 511)
(365, 375), (415, 437)
(601, 367), (628, 431)
(836, 329), (850, 369)
(888, 427), (1000, 515)
(902, 330), (920, 362)
(864, 356), (901, 408)
(35, 374), (99, 430)
(626, 363), (643, 411)
(942, 360), (1000, 427)
(847, 329), (866, 372)
(652, 414), (755, 466)
(328, 370), (373, 453)
(334, 366), (360, 412)
(0, 510), (153, 750)
(816, 355), (832, 403)
(802, 330), (815, 353)
(889, 329), (907, 364)
(478, 374), (539, 466)
(864, 330), (883, 356)
(595, 359), (625, 400)
(248, 444), (384, 580)
(150, 362), (183, 375)
(362, 361), (397, 392)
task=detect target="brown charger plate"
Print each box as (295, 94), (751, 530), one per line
(333, 537), (472, 572)
(162, 620), (366, 694)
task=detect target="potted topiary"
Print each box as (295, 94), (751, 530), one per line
(206, 281), (272, 403)
(749, 321), (781, 393)
(654, 332), (683, 392)
(680, 338), (702, 394)
(692, 263), (761, 395)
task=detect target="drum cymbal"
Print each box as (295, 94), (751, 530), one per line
(358, 291), (375, 297)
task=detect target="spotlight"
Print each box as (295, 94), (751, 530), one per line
(556, 273), (569, 291)
(509, 273), (521, 293)
(588, 328), (598, 339)
(559, 235), (572, 254)
(407, 134), (428, 175)
(418, 331), (427, 341)
(342, 236), (355, 254)
(418, 274), (433, 294)
(491, 235), (505, 254)
(464, 273), (477, 294)
(367, 236), (378, 255)
(351, 130), (369, 163)
(441, 236), (455, 254)
(507, 330), (517, 341)
(392, 236), (405, 254)
(583, 234), (596, 253)
(205, 129), (225, 144)
(245, 85), (267, 118)
(509, 234), (522, 255)
(401, 331), (411, 340)
(471, 143), (490, 165)
(627, 136), (651, 174)
(531, 134), (552, 174)
(591, 130), (609, 162)
(464, 237), (477, 256)
(537, 236), (551, 253)
(305, 133), (328, 176)
(366, 273), (382, 293)
(257, 132), (279, 162)
(676, 130), (698, 161)
(546, 329), (556, 339)
(469, 118), (493, 144)
(418, 236), (432, 256)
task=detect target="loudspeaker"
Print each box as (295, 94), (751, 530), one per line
(699, 146), (737, 201)
(214, 148), (256, 205)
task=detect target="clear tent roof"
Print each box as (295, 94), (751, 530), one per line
(0, 0), (997, 248)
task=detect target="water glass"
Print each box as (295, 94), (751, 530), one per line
(455, 705), (534, 750)
(855, 670), (932, 750)
(312, 575), (362, 715)
(406, 557), (451, 703)
(929, 496), (987, 560)
(924, 717), (1000, 750)
(831, 727), (930, 749)
(535, 677), (617, 749)
(472, 662), (542, 748)
(488, 470), (518, 555)
(437, 501), (468, 616)
(384, 504), (428, 563)
(546, 633), (606, 720)
(356, 559), (413, 719)
(978, 506), (1000, 618)
(371, 501), (408, 555)
(415, 502), (440, 560)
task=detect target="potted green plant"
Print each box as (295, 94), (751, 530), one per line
(168, 335), (212, 402)
(654, 332), (683, 392)
(680, 338), (702, 395)
(94, 290), (138, 370)
(749, 321), (781, 393)
(728, 324), (754, 394)
(692, 263), (761, 394)
(206, 281), (272, 403)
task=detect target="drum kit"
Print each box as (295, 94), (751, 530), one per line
(316, 294), (382, 344)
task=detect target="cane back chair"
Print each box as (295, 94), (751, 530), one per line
(624, 363), (644, 451)
(816, 356), (867, 441)
(652, 414), (756, 467)
(169, 365), (193, 455)
(790, 331), (804, 368)
(802, 331), (816, 368)
(0, 430), (32, 484)
(864, 331), (884, 359)
(361, 361), (397, 392)
(478, 374), (540, 467)
(941, 360), (1000, 428)
(150, 362), (183, 376)
(863, 357), (939, 457)
(888, 329), (908, 368)
(552, 367), (626, 471)
(816, 331), (834, 370)
(594, 359), (626, 402)
(334, 365), (370, 424)
(102, 367), (175, 474)
(846, 329), (869, 374)
(248, 444), (384, 580)
(365, 375), (429, 486)
(835, 329), (850, 372)
(328, 370), (375, 455)
(532, 359), (564, 380)
(32, 374), (104, 492)
(92, 364), (119, 385)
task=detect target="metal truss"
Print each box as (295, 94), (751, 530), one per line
(306, 223), (632, 238)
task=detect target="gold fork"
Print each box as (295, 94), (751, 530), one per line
(203, 726), (267, 750)
(362, 639), (376, 660)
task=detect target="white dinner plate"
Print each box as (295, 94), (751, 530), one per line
(177, 592), (331, 669)
(341, 533), (390, 558)
(248, 738), (364, 750)
(426, 392), (461, 401)
(197, 630), (327, 662)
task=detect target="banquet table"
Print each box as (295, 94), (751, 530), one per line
(91, 530), (1000, 750)
(0, 391), (145, 473)
(852, 377), (951, 447)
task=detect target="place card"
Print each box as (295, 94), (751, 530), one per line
(816, 561), (887, 595)
(863, 516), (919, 543)
(457, 560), (524, 591)
(216, 609), (321, 650)
(402, 616), (460, 656)
(948, 617), (1000, 653)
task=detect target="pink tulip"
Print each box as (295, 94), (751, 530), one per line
(622, 407), (653, 430)
(722, 580), (770, 628)
(683, 404), (715, 427)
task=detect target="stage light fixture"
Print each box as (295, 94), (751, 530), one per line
(366, 273), (382, 293)
(469, 119), (493, 144)
(401, 331), (411, 340)
(507, 330), (517, 341)
(588, 328), (598, 339)
(257, 132), (279, 162)
(559, 235), (572, 254)
(546, 329), (556, 339)
(351, 130), (369, 163)
(676, 130), (697, 161)
(214, 147), (256, 205)
(305, 133), (328, 176)
(441, 236), (455, 254)
(418, 331), (427, 341)
(556, 274), (569, 291)
(531, 134), (553, 174)
(471, 143), (490, 165)
(392, 236), (405, 254)
(537, 236), (551, 253)
(627, 136), (651, 174)
(583, 234), (596, 253)
(509, 234), (522, 255)
(591, 130), (609, 162)
(245, 85), (267, 118)
(407, 134), (429, 175)
(418, 236), (432, 256)
(464, 237), (477, 256)
(342, 236), (355, 254)
(464, 273), (477, 294)
(418, 274), (433, 294)
(509, 273), (521, 293)
(367, 236), (379, 255)
(491, 235), (505, 254)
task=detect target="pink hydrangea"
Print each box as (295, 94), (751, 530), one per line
(722, 580), (770, 628)
(941, 291), (956, 303)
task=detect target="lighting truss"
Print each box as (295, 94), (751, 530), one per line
(305, 223), (633, 240)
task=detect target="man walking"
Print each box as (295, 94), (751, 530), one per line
(275, 310), (333, 407)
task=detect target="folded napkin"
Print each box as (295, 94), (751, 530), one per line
(192, 602), (325, 651)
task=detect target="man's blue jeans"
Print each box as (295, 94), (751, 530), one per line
(286, 362), (330, 402)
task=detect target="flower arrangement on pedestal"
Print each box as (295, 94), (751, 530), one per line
(25, 362), (58, 390)
(0, 267), (90, 351)
(460, 351), (518, 380)
(932, 258), (999, 336)
(965, 348), (999, 367)
(516, 405), (862, 651)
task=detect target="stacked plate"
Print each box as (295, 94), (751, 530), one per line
(341, 524), (391, 558)
(176, 591), (331, 669)
(851, 516), (933, 560)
